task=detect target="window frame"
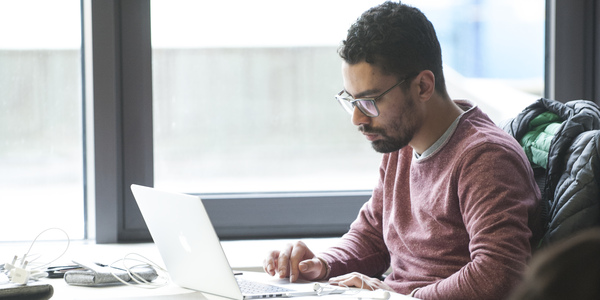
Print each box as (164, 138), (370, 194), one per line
(89, 0), (599, 243)
(546, 0), (600, 102)
(90, 0), (155, 242)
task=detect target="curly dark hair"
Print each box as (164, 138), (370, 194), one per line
(338, 1), (447, 96)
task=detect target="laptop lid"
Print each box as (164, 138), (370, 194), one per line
(131, 184), (244, 300)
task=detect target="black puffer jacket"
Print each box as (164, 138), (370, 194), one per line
(503, 98), (600, 246)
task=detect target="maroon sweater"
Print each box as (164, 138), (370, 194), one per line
(320, 103), (541, 300)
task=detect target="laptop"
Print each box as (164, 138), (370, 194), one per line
(130, 184), (318, 300)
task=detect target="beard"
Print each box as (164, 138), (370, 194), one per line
(359, 94), (421, 153)
(360, 123), (416, 153)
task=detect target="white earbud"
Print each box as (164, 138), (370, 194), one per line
(313, 283), (321, 291)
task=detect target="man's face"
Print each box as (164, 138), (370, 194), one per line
(341, 61), (423, 153)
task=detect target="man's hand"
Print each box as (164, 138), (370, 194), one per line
(329, 272), (393, 291)
(263, 241), (327, 282)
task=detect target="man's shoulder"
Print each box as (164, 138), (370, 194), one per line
(455, 107), (522, 151)
(434, 109), (532, 172)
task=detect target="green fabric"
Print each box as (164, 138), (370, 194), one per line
(520, 111), (563, 169)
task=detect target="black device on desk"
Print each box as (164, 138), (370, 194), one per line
(45, 265), (83, 278)
(0, 282), (54, 300)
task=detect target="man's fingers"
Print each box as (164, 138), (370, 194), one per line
(330, 275), (365, 289)
(289, 241), (308, 282)
(298, 258), (326, 281)
(276, 244), (293, 278)
(264, 241), (318, 281)
(263, 251), (280, 276)
(329, 272), (386, 291)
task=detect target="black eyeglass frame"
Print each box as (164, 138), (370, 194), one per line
(335, 78), (408, 118)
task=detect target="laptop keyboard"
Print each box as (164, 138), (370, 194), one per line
(237, 278), (293, 294)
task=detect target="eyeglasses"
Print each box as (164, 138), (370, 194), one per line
(335, 79), (407, 117)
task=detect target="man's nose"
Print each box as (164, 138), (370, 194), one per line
(352, 106), (371, 126)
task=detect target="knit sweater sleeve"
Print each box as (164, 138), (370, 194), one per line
(318, 154), (392, 279)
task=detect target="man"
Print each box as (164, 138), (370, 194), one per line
(263, 2), (542, 299)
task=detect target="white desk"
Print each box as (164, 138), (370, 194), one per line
(49, 271), (417, 300)
(2, 239), (417, 299)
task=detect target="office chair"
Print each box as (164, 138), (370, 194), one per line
(503, 98), (600, 248)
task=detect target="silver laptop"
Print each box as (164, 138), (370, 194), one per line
(130, 184), (316, 300)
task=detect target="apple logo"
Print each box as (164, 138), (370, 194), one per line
(178, 231), (193, 253)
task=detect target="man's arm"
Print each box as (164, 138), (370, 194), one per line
(263, 154), (393, 283)
(262, 198), (391, 283)
(318, 154), (393, 279)
(318, 207), (391, 279)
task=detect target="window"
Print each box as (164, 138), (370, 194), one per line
(150, 0), (545, 195)
(0, 0), (84, 241)
(151, 0), (385, 194)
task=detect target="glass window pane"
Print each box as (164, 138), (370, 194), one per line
(0, 0), (84, 241)
(151, 0), (545, 194)
(406, 0), (545, 122)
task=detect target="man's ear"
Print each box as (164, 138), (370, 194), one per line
(415, 70), (435, 102)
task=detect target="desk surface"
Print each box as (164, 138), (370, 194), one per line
(1, 239), (417, 300)
(50, 272), (417, 300)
